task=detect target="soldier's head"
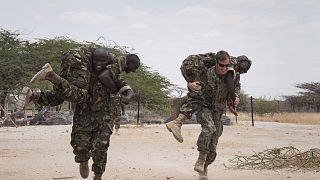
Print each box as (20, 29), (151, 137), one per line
(237, 55), (251, 74)
(124, 54), (140, 73)
(92, 48), (111, 73)
(215, 50), (230, 75)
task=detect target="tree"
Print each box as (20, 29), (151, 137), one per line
(283, 82), (320, 112)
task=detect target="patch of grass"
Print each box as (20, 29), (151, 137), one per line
(229, 112), (320, 125)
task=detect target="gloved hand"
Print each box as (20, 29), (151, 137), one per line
(121, 89), (135, 105)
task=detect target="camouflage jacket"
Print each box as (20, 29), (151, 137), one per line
(202, 66), (229, 112)
(73, 73), (113, 127)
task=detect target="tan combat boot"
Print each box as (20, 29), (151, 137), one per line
(79, 161), (89, 179)
(198, 164), (208, 180)
(16, 86), (33, 112)
(115, 128), (120, 135)
(168, 96), (188, 121)
(165, 113), (187, 143)
(30, 63), (53, 83)
(194, 152), (207, 174)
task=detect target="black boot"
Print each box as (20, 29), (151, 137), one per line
(79, 161), (89, 179)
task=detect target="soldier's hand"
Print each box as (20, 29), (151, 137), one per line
(122, 98), (130, 105)
(188, 81), (202, 92)
(234, 97), (240, 107)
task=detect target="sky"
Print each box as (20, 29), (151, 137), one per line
(1, 0), (320, 99)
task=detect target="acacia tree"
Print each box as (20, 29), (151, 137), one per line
(283, 82), (320, 112)
(296, 82), (320, 112)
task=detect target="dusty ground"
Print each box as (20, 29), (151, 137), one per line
(1, 121), (320, 180)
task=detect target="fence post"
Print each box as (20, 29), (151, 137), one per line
(250, 96), (254, 127)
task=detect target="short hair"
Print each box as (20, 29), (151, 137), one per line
(215, 50), (230, 62)
(126, 54), (140, 66)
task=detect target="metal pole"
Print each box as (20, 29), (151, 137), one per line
(250, 96), (254, 127)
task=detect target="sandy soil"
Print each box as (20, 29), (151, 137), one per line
(1, 121), (320, 180)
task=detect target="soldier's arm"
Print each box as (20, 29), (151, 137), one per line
(234, 73), (241, 97)
(104, 63), (135, 103)
(98, 68), (118, 93)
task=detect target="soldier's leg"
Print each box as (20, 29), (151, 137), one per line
(16, 86), (65, 111)
(166, 91), (203, 143)
(113, 106), (121, 135)
(34, 89), (65, 106)
(202, 111), (224, 178)
(31, 63), (87, 103)
(91, 120), (112, 179)
(168, 95), (188, 121)
(70, 123), (94, 178)
(194, 108), (215, 174)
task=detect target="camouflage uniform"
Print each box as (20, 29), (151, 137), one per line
(70, 72), (114, 176)
(179, 53), (239, 119)
(196, 65), (228, 167)
(35, 47), (126, 176)
(35, 46), (106, 106)
(179, 53), (216, 119)
(111, 93), (123, 130)
(56, 60), (127, 176)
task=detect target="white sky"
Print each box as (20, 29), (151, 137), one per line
(1, 0), (320, 99)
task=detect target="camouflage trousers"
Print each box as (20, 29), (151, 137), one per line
(35, 78), (87, 106)
(196, 107), (223, 166)
(179, 91), (204, 119)
(112, 105), (122, 130)
(70, 113), (113, 175)
(35, 88), (64, 106)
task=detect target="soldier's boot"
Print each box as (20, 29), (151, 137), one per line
(79, 161), (89, 179)
(165, 113), (187, 143)
(168, 96), (188, 121)
(198, 164), (208, 180)
(115, 128), (120, 135)
(31, 63), (64, 86)
(194, 152), (207, 174)
(16, 86), (33, 111)
(31, 63), (53, 83)
(93, 173), (102, 180)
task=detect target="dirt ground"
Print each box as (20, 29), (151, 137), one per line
(1, 121), (320, 180)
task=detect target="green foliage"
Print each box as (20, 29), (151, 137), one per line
(0, 29), (172, 114)
(122, 64), (172, 113)
(253, 98), (279, 115)
(283, 82), (320, 112)
(238, 91), (250, 111)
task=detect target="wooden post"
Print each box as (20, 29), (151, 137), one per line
(0, 105), (18, 128)
(250, 96), (254, 127)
